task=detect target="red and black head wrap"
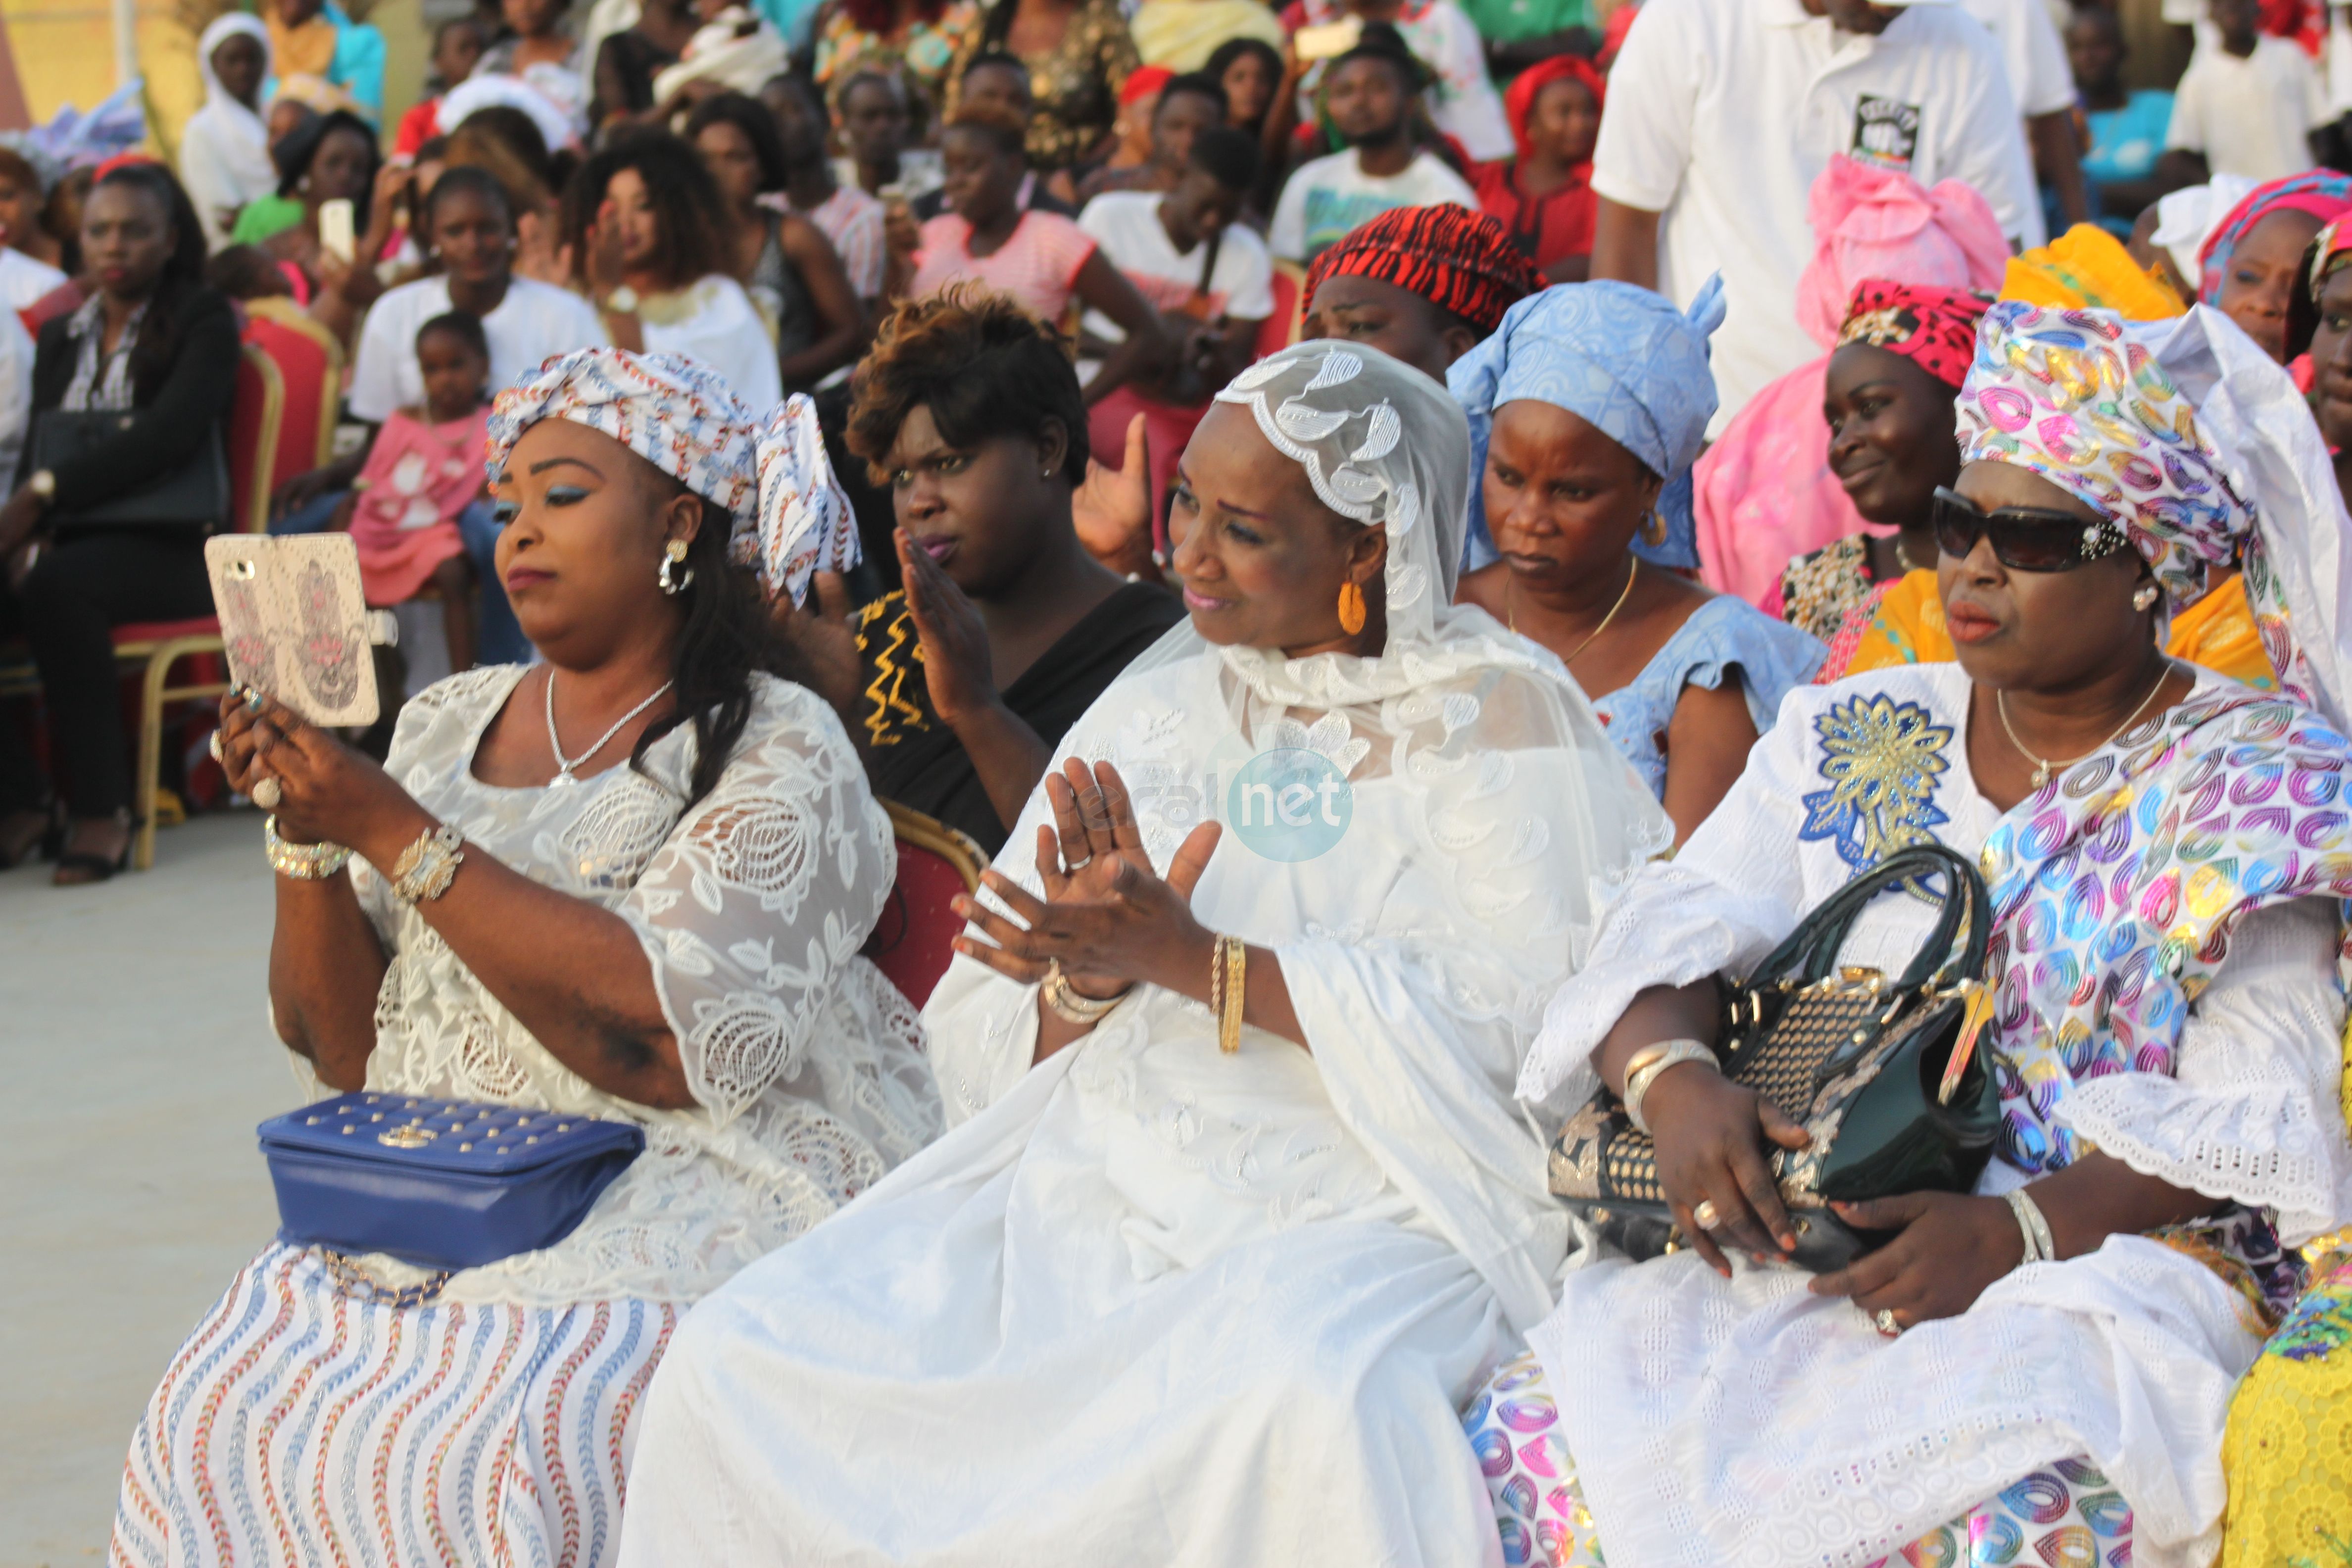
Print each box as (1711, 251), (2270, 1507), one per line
(1834, 279), (1990, 391)
(1304, 204), (1543, 337)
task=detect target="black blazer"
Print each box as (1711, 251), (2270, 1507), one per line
(22, 285), (241, 527)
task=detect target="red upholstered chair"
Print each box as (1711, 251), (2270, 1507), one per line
(243, 298), (343, 490)
(867, 801), (989, 1010)
(1257, 261), (1308, 360)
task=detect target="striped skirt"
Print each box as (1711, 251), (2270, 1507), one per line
(110, 1245), (677, 1568)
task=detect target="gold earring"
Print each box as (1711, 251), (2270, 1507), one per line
(1639, 508), (1668, 547)
(2132, 583), (2160, 613)
(658, 538), (693, 595)
(1336, 579), (1366, 636)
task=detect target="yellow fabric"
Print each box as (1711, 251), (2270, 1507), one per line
(1130, 0), (1285, 70)
(1840, 570), (2277, 690)
(2000, 224), (2189, 319)
(268, 11), (339, 81)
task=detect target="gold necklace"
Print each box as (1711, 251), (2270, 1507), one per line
(1510, 557), (1639, 665)
(1995, 664), (2173, 789)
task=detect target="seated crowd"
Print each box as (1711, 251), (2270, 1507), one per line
(1, 0), (2350, 1561)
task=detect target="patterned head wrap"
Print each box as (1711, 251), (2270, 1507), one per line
(1304, 204), (1542, 339)
(2309, 217), (2352, 304)
(1448, 278), (1727, 572)
(749, 393), (860, 607)
(486, 347), (772, 580)
(1957, 301), (2352, 723)
(1503, 55), (1603, 162)
(2196, 171), (2352, 305)
(2000, 223), (2187, 318)
(1835, 280), (1989, 391)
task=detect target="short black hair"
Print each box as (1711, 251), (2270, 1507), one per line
(1188, 125), (1260, 193)
(421, 163), (513, 233)
(961, 49), (1028, 84)
(1330, 21), (1429, 95)
(416, 308), (490, 362)
(563, 131), (731, 289)
(272, 107), (381, 199)
(683, 91), (790, 191)
(848, 286), (1090, 485)
(1158, 71), (1228, 120)
(945, 102), (1029, 161)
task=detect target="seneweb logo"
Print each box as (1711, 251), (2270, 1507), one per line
(1226, 747), (1352, 861)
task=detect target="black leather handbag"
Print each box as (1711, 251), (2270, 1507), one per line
(30, 408), (229, 529)
(1547, 843), (2003, 1272)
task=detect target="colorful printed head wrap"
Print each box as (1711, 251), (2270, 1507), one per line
(1956, 300), (2352, 724)
(1304, 204), (1542, 339)
(1999, 223), (2186, 319)
(1503, 54), (1603, 162)
(2196, 171), (2352, 305)
(1448, 277), (1727, 572)
(486, 347), (767, 576)
(1835, 280), (1988, 390)
(2309, 217), (2352, 304)
(749, 393), (860, 607)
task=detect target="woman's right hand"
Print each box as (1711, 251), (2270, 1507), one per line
(897, 526), (1002, 727)
(585, 200), (628, 296)
(1642, 1064), (1811, 1274)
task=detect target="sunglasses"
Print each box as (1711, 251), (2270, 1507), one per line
(1929, 487), (2131, 573)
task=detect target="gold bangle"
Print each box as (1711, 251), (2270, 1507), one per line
(1215, 933), (1246, 1055)
(1042, 958), (1127, 1024)
(264, 814), (352, 880)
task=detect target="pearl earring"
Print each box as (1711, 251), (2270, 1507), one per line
(2132, 584), (2159, 613)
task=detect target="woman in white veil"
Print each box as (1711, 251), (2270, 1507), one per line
(178, 12), (278, 251)
(617, 341), (1670, 1565)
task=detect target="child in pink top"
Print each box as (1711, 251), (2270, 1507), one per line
(340, 310), (489, 670)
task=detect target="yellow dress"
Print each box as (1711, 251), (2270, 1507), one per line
(1828, 570), (2276, 690)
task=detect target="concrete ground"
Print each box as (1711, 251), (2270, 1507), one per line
(0, 812), (289, 1568)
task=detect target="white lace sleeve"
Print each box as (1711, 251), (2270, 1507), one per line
(2058, 896), (2352, 1244)
(615, 686), (896, 1125)
(1517, 693), (1818, 1111)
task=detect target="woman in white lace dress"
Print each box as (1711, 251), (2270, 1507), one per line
(613, 342), (1671, 1564)
(1469, 304), (2352, 1568)
(110, 351), (932, 1568)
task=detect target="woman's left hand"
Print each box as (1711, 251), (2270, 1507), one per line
(1808, 1192), (2026, 1332)
(220, 688), (429, 859)
(952, 758), (1223, 996)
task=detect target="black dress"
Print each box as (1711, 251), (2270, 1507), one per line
(852, 580), (1185, 853)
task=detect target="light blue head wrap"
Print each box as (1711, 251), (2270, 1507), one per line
(1448, 277), (1728, 572)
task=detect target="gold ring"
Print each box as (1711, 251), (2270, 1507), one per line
(1691, 1199), (1720, 1230)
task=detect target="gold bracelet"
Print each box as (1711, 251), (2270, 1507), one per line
(264, 814), (352, 880)
(1215, 934), (1246, 1055)
(387, 823), (466, 904)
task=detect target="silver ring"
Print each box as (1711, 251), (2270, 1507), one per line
(1691, 1199), (1720, 1231)
(1066, 853), (1093, 871)
(250, 776), (282, 810)
(209, 729), (225, 764)
(1874, 1308), (1903, 1336)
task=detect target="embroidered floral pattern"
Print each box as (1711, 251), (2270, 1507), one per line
(1798, 693), (1953, 874)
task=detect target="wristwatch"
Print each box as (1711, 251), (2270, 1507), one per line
(27, 469), (54, 505)
(601, 285), (640, 315)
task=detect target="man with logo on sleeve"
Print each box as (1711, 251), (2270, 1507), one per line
(1587, 0), (2036, 431)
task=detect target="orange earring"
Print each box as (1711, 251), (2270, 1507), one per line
(1337, 579), (1367, 636)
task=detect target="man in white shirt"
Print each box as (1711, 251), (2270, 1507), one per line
(1080, 125), (1277, 564)
(2163, 0), (2332, 183)
(1589, 0), (2038, 429)
(1945, 0), (2090, 227)
(1269, 23), (1478, 263)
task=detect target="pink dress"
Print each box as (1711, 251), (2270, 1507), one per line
(910, 210), (1096, 324)
(349, 405), (488, 606)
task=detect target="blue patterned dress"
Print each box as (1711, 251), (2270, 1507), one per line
(1588, 595), (1825, 799)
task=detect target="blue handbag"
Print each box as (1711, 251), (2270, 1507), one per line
(258, 1092), (645, 1271)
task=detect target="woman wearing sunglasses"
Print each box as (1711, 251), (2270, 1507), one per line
(1460, 299), (2352, 1567)
(1808, 277), (2276, 689)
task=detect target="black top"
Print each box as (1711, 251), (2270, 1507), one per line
(853, 579), (1186, 853)
(23, 286), (239, 525)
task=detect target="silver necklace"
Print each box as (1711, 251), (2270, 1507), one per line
(1995, 664), (2172, 789)
(543, 670), (674, 787)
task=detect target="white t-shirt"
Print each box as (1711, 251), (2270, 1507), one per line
(1267, 148), (1478, 263)
(1592, 0), (2037, 430)
(2166, 35), (2329, 183)
(637, 275), (784, 417)
(1946, 0), (2076, 117)
(1078, 192), (1277, 340)
(0, 247), (67, 313)
(349, 275), (608, 424)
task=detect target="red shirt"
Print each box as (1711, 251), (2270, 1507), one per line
(1469, 160), (1595, 274)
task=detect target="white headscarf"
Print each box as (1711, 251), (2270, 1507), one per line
(749, 393), (860, 607)
(181, 12), (277, 249)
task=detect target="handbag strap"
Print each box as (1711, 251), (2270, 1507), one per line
(1747, 844), (1989, 996)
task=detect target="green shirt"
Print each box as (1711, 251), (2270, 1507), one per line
(1456, 0), (1588, 44)
(230, 193), (305, 247)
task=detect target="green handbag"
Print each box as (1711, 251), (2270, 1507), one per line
(1547, 843), (2003, 1272)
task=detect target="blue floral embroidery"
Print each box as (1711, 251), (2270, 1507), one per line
(1799, 694), (1954, 872)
